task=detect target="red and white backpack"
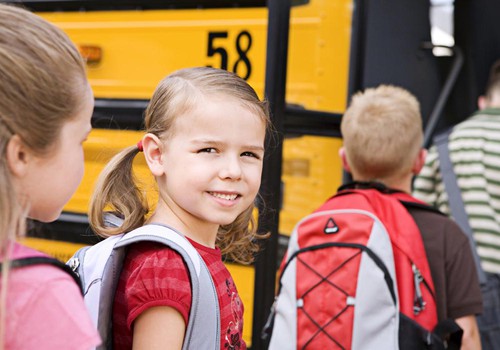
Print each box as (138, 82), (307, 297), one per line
(264, 183), (462, 350)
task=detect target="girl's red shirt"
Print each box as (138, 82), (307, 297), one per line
(113, 237), (246, 350)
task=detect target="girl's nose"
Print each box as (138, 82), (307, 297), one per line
(219, 155), (242, 180)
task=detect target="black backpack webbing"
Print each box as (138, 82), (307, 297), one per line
(0, 256), (83, 294)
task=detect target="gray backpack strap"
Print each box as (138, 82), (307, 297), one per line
(115, 224), (220, 349)
(434, 129), (487, 285)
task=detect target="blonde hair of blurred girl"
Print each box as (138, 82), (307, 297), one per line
(89, 67), (271, 264)
(0, 3), (88, 346)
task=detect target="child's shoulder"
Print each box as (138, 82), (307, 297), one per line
(7, 243), (86, 319)
(406, 203), (469, 243)
(5, 245), (84, 314)
(10, 242), (46, 260)
(119, 241), (192, 304)
(124, 241), (188, 272)
(8, 243), (71, 283)
(6, 244), (101, 350)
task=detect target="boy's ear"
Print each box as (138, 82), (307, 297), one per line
(142, 133), (165, 177)
(339, 147), (352, 173)
(6, 134), (31, 178)
(412, 148), (427, 175)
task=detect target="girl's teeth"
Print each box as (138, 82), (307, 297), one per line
(211, 192), (237, 200)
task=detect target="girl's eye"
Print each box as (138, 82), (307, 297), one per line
(198, 147), (217, 153)
(241, 151), (260, 159)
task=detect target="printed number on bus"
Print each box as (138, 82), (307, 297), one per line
(206, 30), (252, 80)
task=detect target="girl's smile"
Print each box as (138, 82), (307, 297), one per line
(208, 191), (240, 202)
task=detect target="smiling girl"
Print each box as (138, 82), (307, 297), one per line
(88, 67), (271, 349)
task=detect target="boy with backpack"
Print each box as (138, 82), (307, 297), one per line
(267, 85), (482, 349)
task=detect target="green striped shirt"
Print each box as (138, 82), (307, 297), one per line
(413, 108), (500, 273)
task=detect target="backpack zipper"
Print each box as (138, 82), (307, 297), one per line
(412, 263), (426, 315)
(261, 296), (278, 340)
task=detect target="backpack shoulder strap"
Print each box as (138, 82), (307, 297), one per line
(115, 224), (220, 350)
(339, 181), (447, 217)
(389, 191), (446, 216)
(3, 256), (83, 294)
(434, 129), (487, 285)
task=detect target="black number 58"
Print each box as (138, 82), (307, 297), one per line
(207, 30), (252, 80)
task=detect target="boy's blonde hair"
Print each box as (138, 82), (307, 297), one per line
(89, 67), (270, 264)
(0, 3), (87, 347)
(341, 85), (423, 181)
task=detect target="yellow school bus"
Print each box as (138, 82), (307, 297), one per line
(12, 0), (487, 347)
(14, 0), (350, 345)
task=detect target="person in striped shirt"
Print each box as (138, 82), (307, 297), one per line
(413, 59), (500, 350)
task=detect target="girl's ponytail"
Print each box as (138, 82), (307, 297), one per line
(89, 146), (149, 237)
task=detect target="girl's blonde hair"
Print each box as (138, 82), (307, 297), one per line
(90, 67), (270, 264)
(341, 85), (423, 181)
(0, 3), (87, 346)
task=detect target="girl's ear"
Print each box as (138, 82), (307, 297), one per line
(142, 133), (165, 177)
(6, 134), (31, 178)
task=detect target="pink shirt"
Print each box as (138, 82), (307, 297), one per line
(2, 243), (101, 350)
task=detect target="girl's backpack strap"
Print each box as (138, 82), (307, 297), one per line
(3, 256), (83, 294)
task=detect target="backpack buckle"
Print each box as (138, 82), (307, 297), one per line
(67, 257), (80, 276)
